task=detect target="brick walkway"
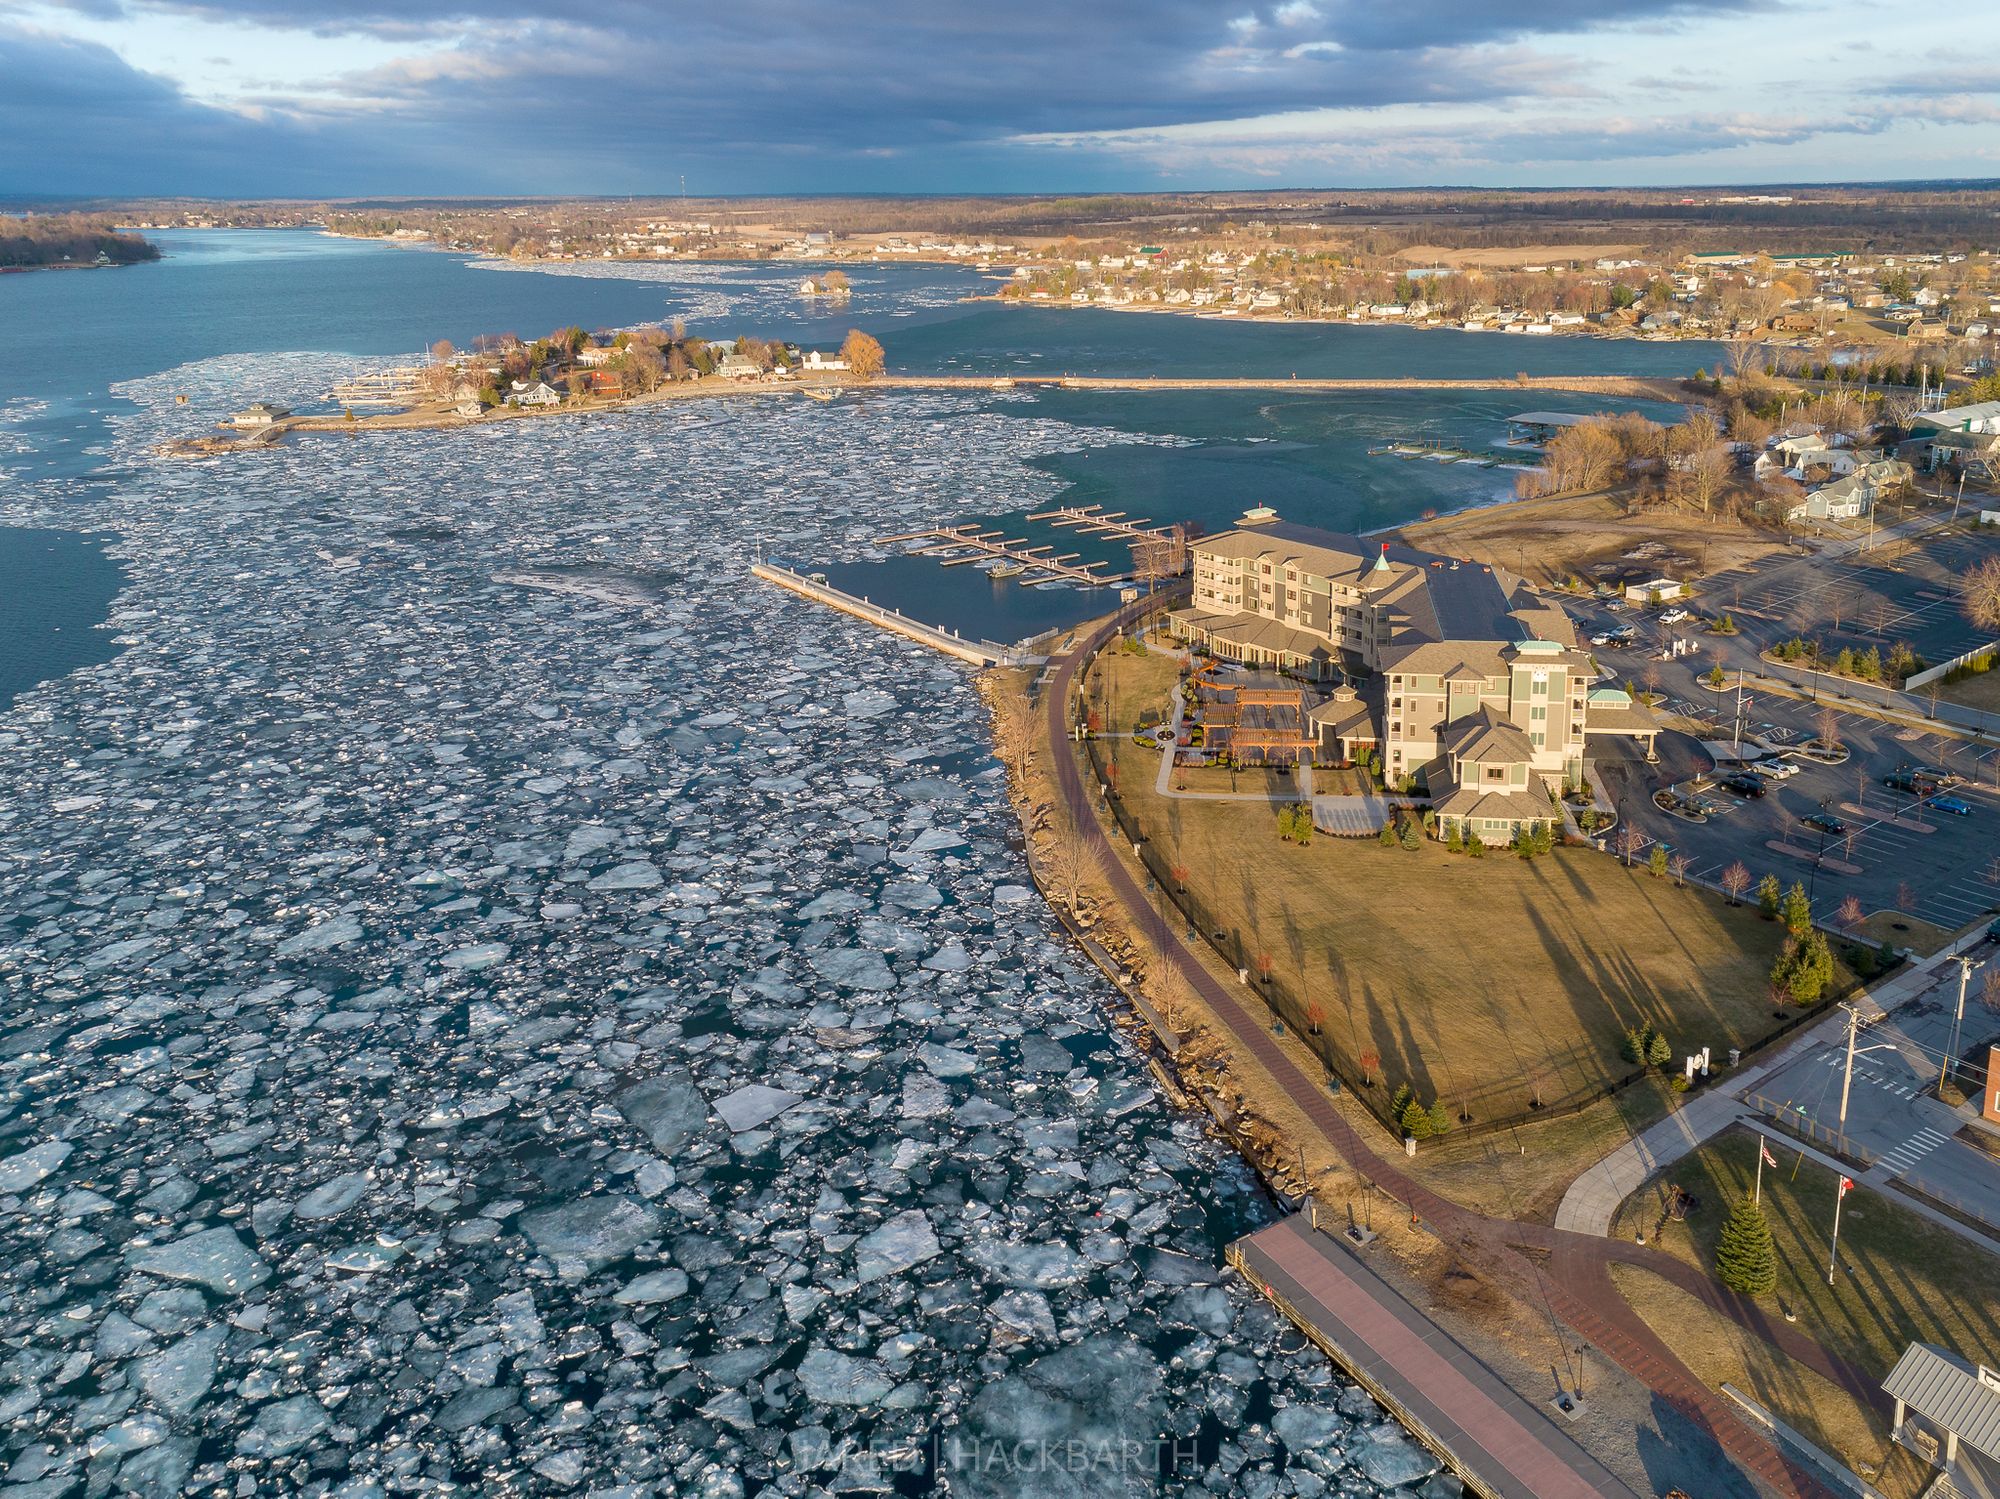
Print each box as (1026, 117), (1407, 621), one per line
(1240, 1218), (1644, 1498)
(1043, 600), (1849, 1499)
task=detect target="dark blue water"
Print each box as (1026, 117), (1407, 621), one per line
(0, 528), (125, 709)
(1, 227), (1725, 683)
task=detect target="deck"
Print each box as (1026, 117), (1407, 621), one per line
(1230, 1215), (1644, 1499)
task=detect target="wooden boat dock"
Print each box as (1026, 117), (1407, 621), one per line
(1230, 1215), (1644, 1499)
(751, 563), (1039, 668)
(1023, 504), (1181, 543)
(875, 523), (1133, 584)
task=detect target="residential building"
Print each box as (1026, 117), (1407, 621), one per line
(506, 381), (560, 408)
(1169, 510), (1656, 840)
(714, 353), (761, 379)
(229, 401), (291, 428)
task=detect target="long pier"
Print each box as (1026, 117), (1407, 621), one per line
(750, 563), (1039, 668)
(1230, 1216), (1644, 1499)
(875, 523), (1134, 584)
(1023, 504), (1179, 543)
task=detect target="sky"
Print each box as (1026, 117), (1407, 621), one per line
(3, 0), (1999, 197)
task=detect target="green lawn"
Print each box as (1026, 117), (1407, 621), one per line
(1091, 649), (1804, 1128)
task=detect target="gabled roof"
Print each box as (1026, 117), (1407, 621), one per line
(1884, 1344), (2000, 1461)
(1443, 705), (1536, 765)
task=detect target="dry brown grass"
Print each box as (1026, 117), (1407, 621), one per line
(1092, 648), (1795, 1130)
(1615, 1127), (2000, 1494)
(1609, 1268), (1932, 1497)
(1399, 490), (1787, 588)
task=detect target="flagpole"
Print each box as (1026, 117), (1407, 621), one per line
(1827, 1176), (1850, 1285)
(1755, 1145), (1764, 1207)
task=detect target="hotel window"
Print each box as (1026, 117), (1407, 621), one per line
(1530, 705), (1546, 721)
(1531, 732), (1545, 747)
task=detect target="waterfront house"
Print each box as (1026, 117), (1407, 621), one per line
(575, 342), (622, 367)
(715, 353), (761, 379)
(230, 401), (291, 428)
(507, 381), (561, 408)
(801, 350), (847, 371)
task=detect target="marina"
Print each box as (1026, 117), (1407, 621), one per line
(878, 521), (1140, 584)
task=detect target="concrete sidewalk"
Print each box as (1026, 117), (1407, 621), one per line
(1554, 936), (1982, 1236)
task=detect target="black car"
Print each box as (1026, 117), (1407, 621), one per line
(1720, 774), (1767, 798)
(1803, 814), (1848, 837)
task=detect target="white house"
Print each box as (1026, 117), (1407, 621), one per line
(714, 353), (761, 379)
(507, 381), (560, 408)
(230, 401), (291, 428)
(801, 350), (847, 371)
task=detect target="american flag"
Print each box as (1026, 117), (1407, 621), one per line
(1760, 1142), (1777, 1167)
(1838, 1176), (1854, 1198)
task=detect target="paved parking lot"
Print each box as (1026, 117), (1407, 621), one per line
(1702, 524), (1998, 671)
(1600, 688), (2000, 935)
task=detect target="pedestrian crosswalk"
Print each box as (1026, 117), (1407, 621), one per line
(1808, 1049), (1922, 1098)
(1879, 1125), (1951, 1175)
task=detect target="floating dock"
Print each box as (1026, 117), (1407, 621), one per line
(876, 523), (1134, 584)
(1023, 504), (1182, 544)
(1229, 1216), (1643, 1499)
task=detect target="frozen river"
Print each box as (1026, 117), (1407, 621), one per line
(0, 338), (1457, 1493)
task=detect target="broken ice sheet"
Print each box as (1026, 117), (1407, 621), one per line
(0, 371), (1388, 1496)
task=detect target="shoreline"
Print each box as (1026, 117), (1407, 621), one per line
(161, 369), (1701, 457)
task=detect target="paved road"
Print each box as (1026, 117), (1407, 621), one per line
(1752, 936), (2000, 1231)
(1556, 936), (1990, 1236)
(1044, 595), (1849, 1499)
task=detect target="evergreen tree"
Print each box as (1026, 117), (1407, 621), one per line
(1780, 881), (1813, 937)
(1427, 1100), (1453, 1137)
(1399, 817), (1422, 851)
(1533, 820), (1556, 856)
(1715, 1197), (1778, 1295)
(1772, 929), (1836, 1004)
(1466, 829), (1485, 859)
(1757, 873), (1782, 919)
(1402, 1097), (1434, 1140)
(1649, 845), (1669, 878)
(1379, 820), (1397, 848)
(1620, 1027), (1648, 1065)
(1646, 1030), (1673, 1068)
(1445, 823), (1464, 853)
(1389, 1082), (1413, 1123)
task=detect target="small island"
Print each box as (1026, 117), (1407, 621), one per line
(1, 214), (159, 273)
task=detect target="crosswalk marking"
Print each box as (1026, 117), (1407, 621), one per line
(1879, 1126), (1950, 1174)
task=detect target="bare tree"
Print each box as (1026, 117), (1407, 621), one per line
(1836, 893), (1865, 929)
(1038, 813), (1092, 920)
(1130, 525), (1189, 591)
(1722, 860), (1750, 905)
(1961, 556), (2000, 635)
(1815, 706), (1841, 752)
(1615, 824), (1646, 867)
(1669, 853), (1691, 887)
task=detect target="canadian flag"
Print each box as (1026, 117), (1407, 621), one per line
(1839, 1176), (1854, 1198)
(1760, 1142), (1778, 1168)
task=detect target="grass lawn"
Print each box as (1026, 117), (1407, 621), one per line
(1615, 1127), (2000, 1492)
(1937, 661), (2000, 716)
(1089, 647), (1803, 1129)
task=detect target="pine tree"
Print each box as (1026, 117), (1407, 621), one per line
(1780, 881), (1812, 937)
(1427, 1100), (1453, 1137)
(1389, 1082), (1413, 1123)
(1402, 1097), (1434, 1140)
(1379, 820), (1397, 848)
(1445, 823), (1464, 854)
(1757, 873), (1782, 919)
(1646, 1030), (1673, 1068)
(1714, 1197), (1778, 1295)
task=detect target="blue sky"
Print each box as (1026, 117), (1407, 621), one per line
(3, 0), (1998, 196)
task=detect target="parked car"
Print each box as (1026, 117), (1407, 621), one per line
(1589, 633), (1613, 647)
(1928, 795), (1973, 816)
(1803, 814), (1848, 836)
(1719, 773), (1767, 798)
(1751, 759), (1798, 779)
(1659, 607), (1689, 624)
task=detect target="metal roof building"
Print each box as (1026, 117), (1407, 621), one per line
(1884, 1343), (2000, 1475)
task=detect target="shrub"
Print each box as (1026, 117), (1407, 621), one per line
(1444, 823), (1464, 853)
(1378, 821), (1397, 848)
(1649, 845), (1669, 879)
(1715, 1197), (1778, 1295)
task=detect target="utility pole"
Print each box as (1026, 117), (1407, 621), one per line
(1837, 1002), (1862, 1133)
(1939, 955), (1976, 1096)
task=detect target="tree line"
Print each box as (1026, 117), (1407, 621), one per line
(0, 215), (158, 270)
